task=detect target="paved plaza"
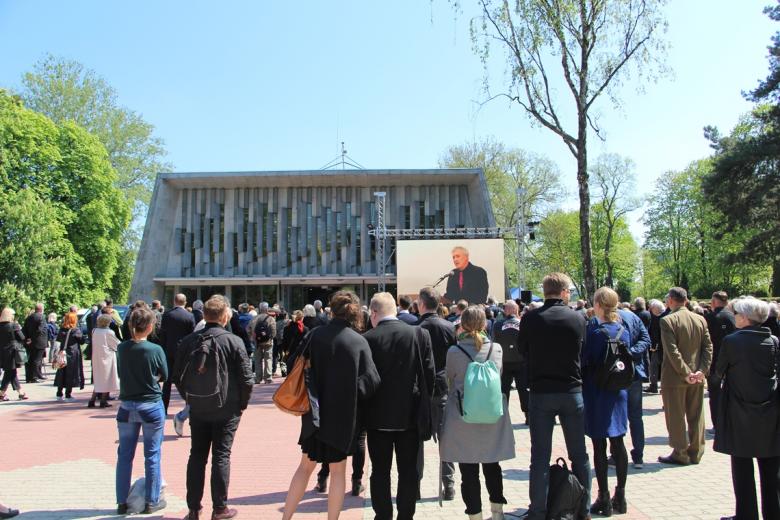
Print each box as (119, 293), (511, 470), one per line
(1, 362), (736, 519)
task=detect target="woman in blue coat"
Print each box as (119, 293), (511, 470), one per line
(583, 287), (630, 517)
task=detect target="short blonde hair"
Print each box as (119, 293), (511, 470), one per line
(369, 292), (397, 317)
(594, 287), (619, 323)
(203, 295), (230, 322)
(542, 273), (571, 297)
(0, 307), (15, 322)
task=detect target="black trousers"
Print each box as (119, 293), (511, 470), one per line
(319, 429), (366, 481)
(367, 429), (420, 520)
(501, 361), (529, 413)
(731, 455), (780, 520)
(162, 352), (175, 413)
(0, 368), (19, 392)
(708, 374), (722, 428)
(186, 414), (242, 511)
(458, 462), (506, 515)
(24, 346), (37, 382)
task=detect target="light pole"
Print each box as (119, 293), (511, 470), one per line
(516, 187), (526, 295)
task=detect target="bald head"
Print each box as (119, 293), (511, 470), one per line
(35, 302), (44, 313)
(174, 293), (187, 307)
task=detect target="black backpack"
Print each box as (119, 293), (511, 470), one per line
(254, 314), (272, 343)
(593, 324), (634, 392)
(546, 458), (587, 520)
(179, 330), (229, 413)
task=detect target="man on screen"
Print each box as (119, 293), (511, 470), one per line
(443, 246), (489, 305)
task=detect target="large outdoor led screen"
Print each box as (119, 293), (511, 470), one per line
(396, 238), (506, 305)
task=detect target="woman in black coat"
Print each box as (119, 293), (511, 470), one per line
(715, 296), (780, 520)
(54, 312), (85, 400)
(0, 307), (28, 401)
(281, 310), (309, 363)
(282, 291), (380, 520)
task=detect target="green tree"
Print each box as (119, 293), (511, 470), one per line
(19, 55), (171, 295)
(462, 0), (668, 298)
(20, 55), (170, 214)
(645, 160), (770, 297)
(0, 90), (131, 307)
(439, 137), (563, 289)
(531, 208), (638, 297)
(0, 189), (94, 313)
(591, 154), (640, 288)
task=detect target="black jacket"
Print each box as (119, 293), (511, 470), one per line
(705, 307), (736, 368)
(173, 323), (255, 421)
(160, 306), (196, 357)
(300, 319), (381, 453)
(714, 327), (780, 458)
(0, 322), (24, 370)
(363, 319), (434, 430)
(649, 309), (669, 352)
(517, 299), (586, 394)
(492, 316), (523, 364)
(444, 262), (489, 305)
(54, 328), (85, 389)
(22, 312), (48, 350)
(635, 309), (652, 330)
(281, 321), (309, 357)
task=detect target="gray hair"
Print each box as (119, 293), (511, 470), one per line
(633, 297), (646, 311)
(257, 302), (269, 314)
(313, 299), (323, 310)
(303, 304), (316, 318)
(732, 296), (770, 326)
(768, 302), (779, 318)
(648, 299), (665, 313)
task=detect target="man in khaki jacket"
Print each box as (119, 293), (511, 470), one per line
(658, 287), (713, 465)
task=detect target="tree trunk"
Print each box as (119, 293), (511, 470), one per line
(577, 135), (595, 300)
(604, 219), (615, 288)
(772, 255), (780, 297)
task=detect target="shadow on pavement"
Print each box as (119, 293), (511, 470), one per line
(17, 508), (119, 519)
(229, 489), (364, 512)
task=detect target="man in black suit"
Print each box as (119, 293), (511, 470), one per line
(364, 292), (434, 520)
(704, 290), (736, 431)
(415, 287), (457, 500)
(159, 293), (196, 413)
(517, 272), (591, 520)
(443, 246), (489, 305)
(22, 303), (48, 382)
(396, 295), (418, 325)
(492, 300), (528, 424)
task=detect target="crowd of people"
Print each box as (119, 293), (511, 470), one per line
(1, 273), (780, 520)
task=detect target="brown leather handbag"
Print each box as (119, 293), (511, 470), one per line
(272, 334), (312, 416)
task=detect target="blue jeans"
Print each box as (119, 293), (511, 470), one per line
(116, 399), (165, 505)
(528, 392), (592, 520)
(627, 379), (645, 462)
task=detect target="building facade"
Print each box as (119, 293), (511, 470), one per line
(130, 169), (494, 308)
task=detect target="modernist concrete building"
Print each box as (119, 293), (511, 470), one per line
(130, 169), (494, 309)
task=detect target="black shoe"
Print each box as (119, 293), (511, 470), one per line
(590, 490), (613, 517)
(117, 503), (128, 515)
(0, 508), (19, 519)
(611, 487), (627, 514)
(644, 386), (658, 394)
(141, 499), (167, 514)
(315, 475), (327, 493)
(351, 479), (364, 496)
(607, 455), (616, 466)
(443, 485), (455, 500)
(100, 401), (112, 408)
(87, 401), (96, 408)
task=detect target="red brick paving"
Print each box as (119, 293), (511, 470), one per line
(1, 377), (364, 519)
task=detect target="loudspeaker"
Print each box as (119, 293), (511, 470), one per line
(521, 290), (533, 304)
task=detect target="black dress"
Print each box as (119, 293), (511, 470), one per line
(298, 319), (380, 463)
(54, 328), (85, 390)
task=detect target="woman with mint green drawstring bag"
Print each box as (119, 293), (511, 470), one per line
(439, 306), (516, 520)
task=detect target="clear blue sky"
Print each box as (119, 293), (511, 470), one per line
(0, 0), (775, 237)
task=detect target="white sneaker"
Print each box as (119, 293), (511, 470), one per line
(173, 414), (184, 437)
